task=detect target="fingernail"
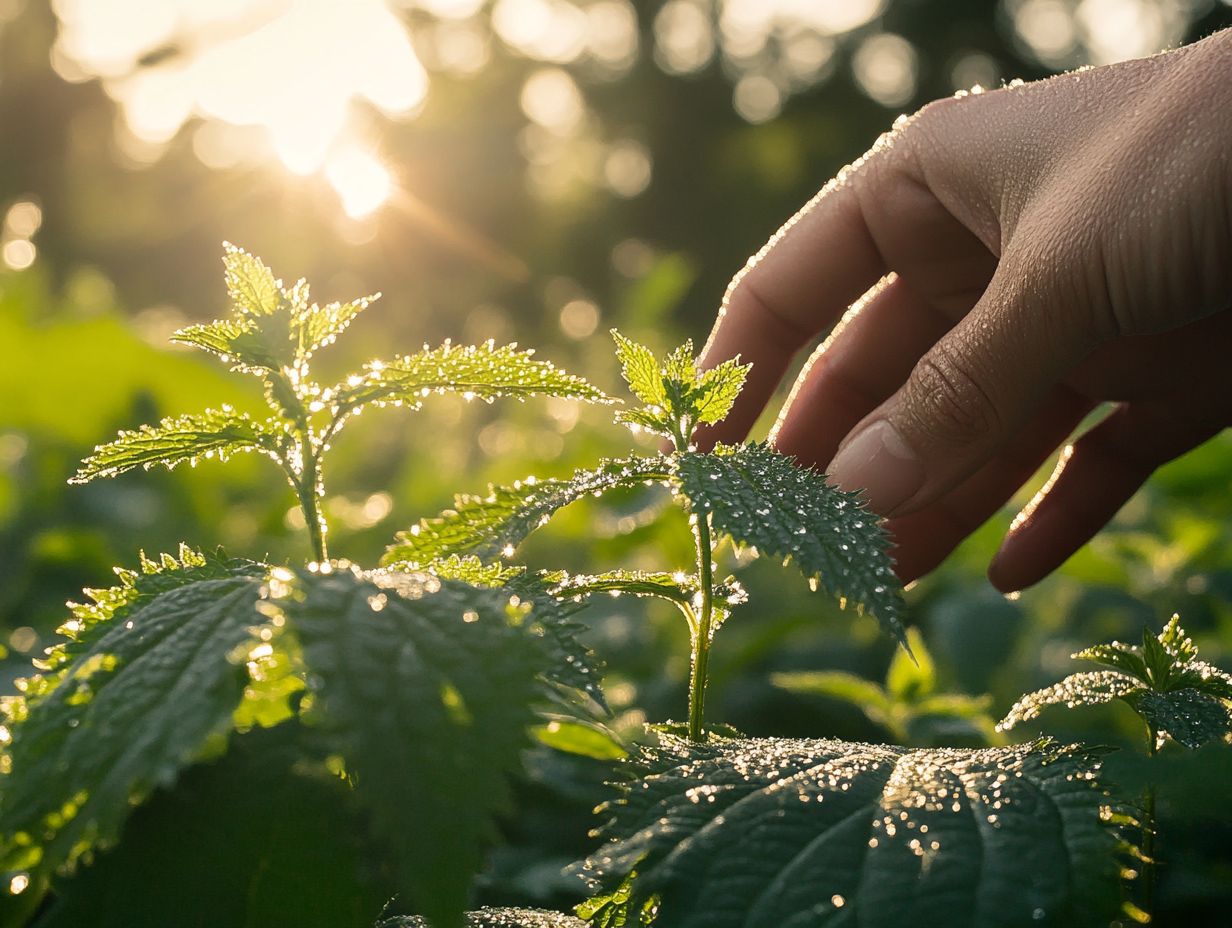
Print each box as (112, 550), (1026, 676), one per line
(827, 420), (923, 515)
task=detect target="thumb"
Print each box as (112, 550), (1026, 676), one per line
(825, 257), (1097, 517)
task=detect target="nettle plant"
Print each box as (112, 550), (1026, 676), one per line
(1000, 616), (1232, 923)
(0, 249), (1182, 928)
(0, 247), (610, 928)
(383, 334), (1125, 928)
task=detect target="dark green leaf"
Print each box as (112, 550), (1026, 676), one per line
(71, 408), (290, 483)
(329, 341), (610, 414)
(0, 549), (267, 890)
(1125, 689), (1232, 749)
(284, 566), (556, 928)
(382, 456), (673, 566)
(30, 722), (387, 928)
(674, 444), (905, 645)
(579, 733), (1121, 928)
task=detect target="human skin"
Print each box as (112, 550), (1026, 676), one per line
(696, 28), (1232, 592)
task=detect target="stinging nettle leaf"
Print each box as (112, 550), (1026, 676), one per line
(998, 671), (1142, 731)
(328, 341), (611, 415)
(0, 549), (268, 889)
(1002, 615), (1232, 748)
(674, 443), (906, 645)
(691, 358), (749, 426)
(71, 408), (290, 484)
(283, 566), (559, 928)
(578, 733), (1122, 928)
(222, 242), (281, 318)
(383, 456), (674, 566)
(611, 331), (667, 409)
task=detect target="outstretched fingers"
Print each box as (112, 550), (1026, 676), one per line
(989, 402), (1228, 592)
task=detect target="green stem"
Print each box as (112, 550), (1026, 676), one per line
(298, 446), (328, 563)
(1141, 726), (1158, 923)
(687, 511), (715, 742)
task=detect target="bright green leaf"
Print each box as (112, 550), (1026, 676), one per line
(222, 242), (281, 318)
(886, 627), (935, 701)
(691, 358), (748, 426)
(71, 408), (290, 484)
(611, 331), (666, 409)
(771, 670), (891, 716)
(329, 341), (611, 415)
(382, 456), (673, 566)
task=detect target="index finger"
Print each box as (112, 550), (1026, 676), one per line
(695, 154), (895, 448)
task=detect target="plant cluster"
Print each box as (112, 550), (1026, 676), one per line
(0, 248), (1228, 928)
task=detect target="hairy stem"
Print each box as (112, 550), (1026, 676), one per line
(297, 445), (328, 563)
(687, 511), (715, 742)
(1141, 725), (1158, 922)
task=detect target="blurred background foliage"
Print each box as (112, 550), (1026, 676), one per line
(1, 0), (1231, 925)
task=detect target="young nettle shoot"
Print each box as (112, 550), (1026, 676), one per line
(999, 615), (1232, 922)
(2, 246), (613, 928)
(71, 244), (609, 562)
(383, 331), (906, 741)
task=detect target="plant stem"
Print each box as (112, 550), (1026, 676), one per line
(687, 511), (715, 742)
(1141, 725), (1158, 923)
(298, 448), (328, 563)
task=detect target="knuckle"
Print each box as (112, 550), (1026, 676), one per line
(903, 346), (1001, 445)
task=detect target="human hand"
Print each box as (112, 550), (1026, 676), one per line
(697, 29), (1232, 592)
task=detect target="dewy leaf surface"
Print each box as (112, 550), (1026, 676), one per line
(579, 733), (1120, 928)
(284, 567), (557, 928)
(0, 550), (267, 884)
(381, 909), (587, 928)
(71, 408), (289, 483)
(329, 341), (610, 414)
(1000, 615), (1232, 748)
(675, 444), (905, 644)
(383, 456), (673, 566)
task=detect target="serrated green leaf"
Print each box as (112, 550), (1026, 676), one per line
(579, 733), (1121, 928)
(222, 242), (281, 318)
(691, 359), (748, 426)
(550, 570), (745, 610)
(998, 670), (1142, 732)
(614, 408), (673, 439)
(284, 566), (557, 928)
(368, 565), (606, 709)
(661, 341), (696, 384)
(1072, 642), (1149, 682)
(674, 443), (906, 645)
(1124, 689), (1232, 749)
(0, 550), (267, 891)
(383, 456), (673, 566)
(380, 909), (587, 928)
(296, 293), (380, 359)
(328, 341), (611, 415)
(71, 408), (290, 483)
(611, 331), (666, 409)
